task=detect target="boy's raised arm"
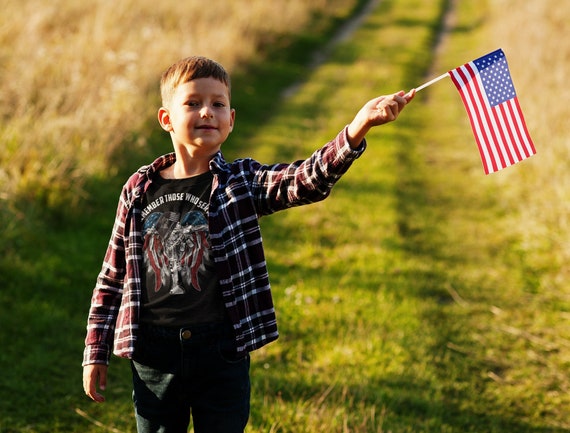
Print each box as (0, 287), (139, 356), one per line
(347, 89), (415, 148)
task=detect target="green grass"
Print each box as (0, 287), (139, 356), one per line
(2, 0), (569, 432)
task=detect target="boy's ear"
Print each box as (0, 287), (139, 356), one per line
(229, 108), (236, 132)
(158, 107), (172, 132)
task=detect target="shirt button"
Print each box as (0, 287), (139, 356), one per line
(181, 330), (192, 340)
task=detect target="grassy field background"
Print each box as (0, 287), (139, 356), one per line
(1, 0), (569, 431)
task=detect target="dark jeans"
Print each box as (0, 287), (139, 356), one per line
(131, 322), (250, 433)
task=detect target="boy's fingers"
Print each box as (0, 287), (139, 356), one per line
(404, 88), (416, 101)
(98, 368), (107, 391)
(88, 381), (106, 403)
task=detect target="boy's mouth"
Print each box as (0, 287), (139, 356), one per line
(196, 125), (216, 130)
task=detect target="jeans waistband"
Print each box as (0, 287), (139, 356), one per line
(138, 321), (230, 342)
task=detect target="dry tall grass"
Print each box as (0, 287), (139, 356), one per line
(0, 0), (354, 209)
(487, 0), (570, 291)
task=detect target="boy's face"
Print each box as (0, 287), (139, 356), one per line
(158, 77), (235, 156)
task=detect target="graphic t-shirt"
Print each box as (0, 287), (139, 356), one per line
(140, 171), (224, 326)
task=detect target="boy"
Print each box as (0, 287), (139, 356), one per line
(83, 56), (414, 433)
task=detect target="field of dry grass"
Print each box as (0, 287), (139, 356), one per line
(487, 0), (570, 293)
(0, 0), (356, 209)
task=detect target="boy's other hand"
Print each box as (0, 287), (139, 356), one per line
(83, 364), (108, 403)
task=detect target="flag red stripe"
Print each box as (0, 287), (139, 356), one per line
(496, 103), (523, 161)
(466, 63), (508, 170)
(452, 65), (495, 172)
(453, 64), (498, 173)
(505, 99), (531, 159)
(509, 99), (533, 159)
(449, 67), (491, 174)
(512, 97), (536, 155)
(491, 105), (516, 165)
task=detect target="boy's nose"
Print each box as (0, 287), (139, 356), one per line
(200, 108), (213, 119)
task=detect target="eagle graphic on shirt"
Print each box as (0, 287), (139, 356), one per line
(142, 211), (209, 294)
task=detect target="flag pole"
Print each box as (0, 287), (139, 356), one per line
(414, 72), (450, 92)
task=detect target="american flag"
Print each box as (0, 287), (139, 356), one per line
(448, 49), (536, 174)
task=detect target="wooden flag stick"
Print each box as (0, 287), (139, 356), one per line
(414, 72), (450, 92)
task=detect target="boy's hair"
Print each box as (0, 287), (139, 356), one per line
(160, 56), (231, 107)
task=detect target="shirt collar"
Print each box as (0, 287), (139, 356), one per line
(209, 151), (229, 174)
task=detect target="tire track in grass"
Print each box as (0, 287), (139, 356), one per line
(383, 0), (511, 428)
(394, 0), (456, 282)
(282, 0), (380, 99)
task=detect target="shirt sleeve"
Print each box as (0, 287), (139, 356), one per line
(82, 184), (130, 366)
(252, 126), (366, 215)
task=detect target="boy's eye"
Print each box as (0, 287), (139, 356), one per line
(214, 102), (226, 108)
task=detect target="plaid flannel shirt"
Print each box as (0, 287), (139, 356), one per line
(83, 127), (365, 365)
